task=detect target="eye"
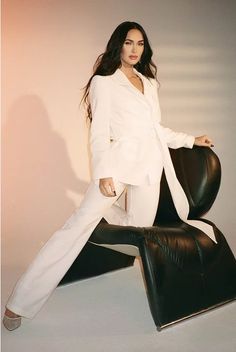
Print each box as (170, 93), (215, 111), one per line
(138, 42), (144, 46)
(124, 41), (132, 45)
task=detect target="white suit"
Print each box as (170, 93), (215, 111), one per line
(6, 68), (217, 319)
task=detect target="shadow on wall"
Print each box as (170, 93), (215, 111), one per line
(2, 95), (89, 266)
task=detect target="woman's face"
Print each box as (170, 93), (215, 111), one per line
(120, 29), (144, 68)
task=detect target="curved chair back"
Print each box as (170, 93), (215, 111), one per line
(155, 146), (221, 223)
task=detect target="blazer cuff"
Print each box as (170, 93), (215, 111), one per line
(91, 152), (113, 182)
(184, 135), (195, 149)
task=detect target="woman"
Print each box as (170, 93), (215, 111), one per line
(3, 21), (215, 331)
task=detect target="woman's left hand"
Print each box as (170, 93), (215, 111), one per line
(194, 135), (214, 147)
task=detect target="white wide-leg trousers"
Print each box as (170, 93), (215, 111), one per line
(6, 179), (161, 319)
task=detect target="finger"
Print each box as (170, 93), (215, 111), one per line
(206, 139), (214, 147)
(109, 180), (117, 196)
(102, 181), (116, 197)
(108, 186), (116, 197)
(99, 185), (109, 197)
(100, 184), (113, 197)
(106, 188), (113, 196)
(205, 141), (214, 147)
(110, 189), (117, 196)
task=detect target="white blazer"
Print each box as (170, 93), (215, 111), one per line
(89, 68), (217, 243)
(89, 67), (194, 185)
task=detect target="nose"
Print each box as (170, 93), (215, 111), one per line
(132, 44), (137, 53)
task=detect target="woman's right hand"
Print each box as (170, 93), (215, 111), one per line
(99, 177), (117, 197)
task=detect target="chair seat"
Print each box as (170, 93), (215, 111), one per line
(88, 219), (219, 274)
(88, 221), (141, 256)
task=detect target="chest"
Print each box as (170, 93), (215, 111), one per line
(110, 79), (159, 119)
(127, 76), (144, 94)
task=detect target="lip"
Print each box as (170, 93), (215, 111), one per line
(129, 55), (138, 60)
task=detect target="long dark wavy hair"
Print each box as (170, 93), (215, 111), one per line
(81, 21), (158, 122)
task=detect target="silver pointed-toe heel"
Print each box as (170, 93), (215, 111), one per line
(2, 315), (21, 331)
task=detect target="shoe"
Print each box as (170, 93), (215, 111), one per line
(2, 315), (21, 331)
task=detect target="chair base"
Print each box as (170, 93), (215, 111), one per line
(140, 222), (236, 330)
(156, 298), (236, 331)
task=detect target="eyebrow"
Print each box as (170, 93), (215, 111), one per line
(125, 39), (144, 42)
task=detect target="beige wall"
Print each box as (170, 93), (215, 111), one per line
(2, 0), (236, 270)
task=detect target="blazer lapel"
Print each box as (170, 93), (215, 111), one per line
(111, 68), (153, 108)
(134, 68), (156, 107)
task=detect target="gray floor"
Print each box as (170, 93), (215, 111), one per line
(1, 260), (236, 352)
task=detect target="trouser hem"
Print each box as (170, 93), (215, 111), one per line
(5, 303), (35, 319)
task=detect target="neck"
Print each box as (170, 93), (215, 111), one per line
(119, 65), (135, 78)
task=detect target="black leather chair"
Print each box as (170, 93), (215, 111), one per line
(59, 146), (236, 330)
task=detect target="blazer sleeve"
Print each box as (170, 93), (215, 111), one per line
(151, 78), (195, 149)
(89, 75), (112, 181)
(160, 125), (195, 149)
